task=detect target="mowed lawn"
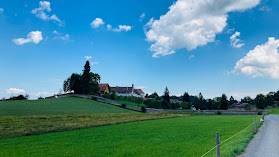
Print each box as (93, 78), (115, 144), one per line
(0, 97), (131, 116)
(0, 115), (262, 157)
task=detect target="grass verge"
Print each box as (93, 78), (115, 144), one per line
(267, 107), (279, 115)
(0, 113), (188, 139)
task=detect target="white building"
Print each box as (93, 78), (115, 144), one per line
(110, 84), (145, 98)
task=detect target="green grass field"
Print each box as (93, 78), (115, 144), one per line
(268, 107), (279, 115)
(0, 97), (131, 116)
(115, 99), (147, 107)
(0, 113), (188, 139)
(0, 115), (262, 157)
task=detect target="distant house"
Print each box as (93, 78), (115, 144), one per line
(99, 83), (110, 94)
(230, 103), (247, 110)
(170, 99), (182, 104)
(110, 84), (145, 98)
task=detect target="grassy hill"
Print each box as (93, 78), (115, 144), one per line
(0, 115), (262, 157)
(0, 97), (132, 116)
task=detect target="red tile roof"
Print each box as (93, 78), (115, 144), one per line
(134, 89), (144, 94)
(99, 84), (109, 92)
(110, 86), (133, 93)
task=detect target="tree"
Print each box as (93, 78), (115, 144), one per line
(241, 96), (253, 104)
(182, 92), (190, 102)
(266, 94), (274, 106)
(212, 97), (221, 109)
(145, 94), (149, 98)
(162, 87), (170, 102)
(149, 92), (161, 100)
(254, 94), (267, 109)
(80, 61), (91, 94)
(192, 93), (206, 110)
(220, 94), (228, 110)
(111, 90), (117, 100)
(63, 61), (100, 94)
(206, 99), (213, 110)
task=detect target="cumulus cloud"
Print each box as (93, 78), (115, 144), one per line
(145, 0), (260, 57)
(13, 31), (43, 45)
(230, 31), (245, 48)
(85, 56), (92, 60)
(90, 18), (105, 28)
(110, 25), (132, 32)
(32, 1), (63, 26)
(6, 88), (25, 94)
(139, 13), (145, 21)
(233, 37), (279, 79)
(0, 8), (4, 14)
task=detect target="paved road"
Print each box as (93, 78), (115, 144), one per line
(240, 114), (279, 157)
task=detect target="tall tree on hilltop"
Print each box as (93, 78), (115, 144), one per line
(182, 92), (190, 102)
(80, 61), (91, 94)
(220, 94), (228, 110)
(163, 87), (170, 102)
(63, 61), (100, 94)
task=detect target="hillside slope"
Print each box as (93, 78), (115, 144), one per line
(0, 97), (132, 116)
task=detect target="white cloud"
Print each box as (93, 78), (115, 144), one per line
(53, 30), (59, 34)
(32, 1), (63, 26)
(85, 56), (92, 60)
(188, 55), (195, 60)
(91, 62), (99, 66)
(6, 88), (25, 94)
(90, 18), (105, 28)
(13, 31), (43, 45)
(35, 92), (50, 97)
(107, 24), (112, 31)
(139, 13), (145, 21)
(233, 37), (279, 79)
(106, 24), (132, 32)
(0, 8), (4, 14)
(145, 0), (260, 57)
(259, 6), (271, 11)
(230, 31), (245, 48)
(53, 31), (70, 41)
(111, 25), (132, 32)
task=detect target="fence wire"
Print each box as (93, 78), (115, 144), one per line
(200, 121), (255, 157)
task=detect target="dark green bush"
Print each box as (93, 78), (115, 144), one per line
(91, 96), (97, 101)
(143, 99), (162, 109)
(141, 107), (146, 113)
(258, 112), (262, 115)
(217, 111), (222, 115)
(122, 104), (126, 108)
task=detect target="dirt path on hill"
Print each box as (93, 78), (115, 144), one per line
(240, 114), (279, 157)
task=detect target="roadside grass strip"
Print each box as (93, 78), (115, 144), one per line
(201, 121), (259, 157)
(0, 115), (262, 157)
(268, 107), (279, 115)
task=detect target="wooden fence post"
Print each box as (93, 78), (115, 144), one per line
(216, 133), (220, 157)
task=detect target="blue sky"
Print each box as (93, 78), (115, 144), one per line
(1, 0), (279, 100)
